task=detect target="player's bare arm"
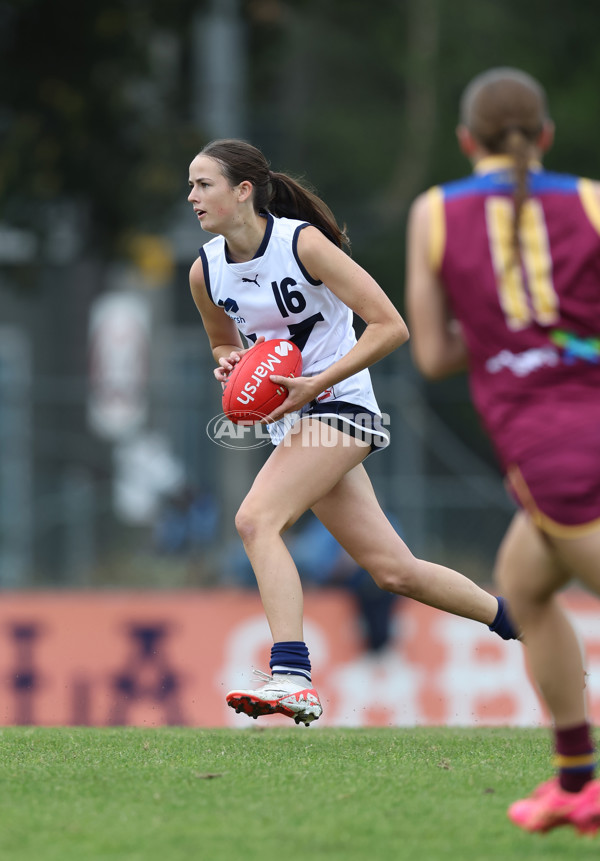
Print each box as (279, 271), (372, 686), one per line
(405, 191), (469, 380)
(189, 256), (253, 382)
(285, 225), (409, 397)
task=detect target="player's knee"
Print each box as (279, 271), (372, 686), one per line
(234, 503), (260, 545)
(234, 500), (287, 545)
(500, 576), (554, 611)
(370, 555), (419, 595)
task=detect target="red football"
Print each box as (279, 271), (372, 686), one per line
(222, 339), (302, 424)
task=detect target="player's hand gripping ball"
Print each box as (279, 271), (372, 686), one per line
(222, 339), (302, 424)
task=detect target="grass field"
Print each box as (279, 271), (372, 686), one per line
(0, 725), (598, 860)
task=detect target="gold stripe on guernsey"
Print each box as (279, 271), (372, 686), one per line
(485, 198), (530, 330)
(553, 753), (597, 769)
(508, 465), (600, 539)
(427, 187), (445, 273)
(474, 156), (543, 175)
(578, 178), (600, 236)
(518, 199), (558, 325)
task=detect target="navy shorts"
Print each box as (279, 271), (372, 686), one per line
(303, 400), (390, 454)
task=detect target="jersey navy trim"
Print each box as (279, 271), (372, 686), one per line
(199, 247), (213, 303)
(443, 169), (580, 201)
(530, 171), (579, 194)
(292, 224), (322, 287)
(224, 212), (273, 263)
(257, 211), (274, 256)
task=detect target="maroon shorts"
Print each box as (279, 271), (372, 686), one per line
(506, 424), (600, 537)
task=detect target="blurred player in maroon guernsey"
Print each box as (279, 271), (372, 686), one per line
(406, 67), (600, 834)
(187, 139), (518, 728)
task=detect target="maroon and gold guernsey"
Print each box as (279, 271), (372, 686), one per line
(430, 156), (600, 535)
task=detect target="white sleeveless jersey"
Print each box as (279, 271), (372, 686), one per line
(199, 213), (381, 416)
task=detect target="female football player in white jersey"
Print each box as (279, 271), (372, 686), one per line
(188, 139), (518, 726)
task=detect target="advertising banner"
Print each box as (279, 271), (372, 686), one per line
(0, 589), (597, 728)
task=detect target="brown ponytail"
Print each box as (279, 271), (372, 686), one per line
(503, 128), (530, 256)
(268, 170), (350, 251)
(459, 68), (549, 259)
(198, 139), (350, 251)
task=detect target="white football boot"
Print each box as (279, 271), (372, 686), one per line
(226, 670), (323, 726)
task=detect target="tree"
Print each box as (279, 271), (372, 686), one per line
(0, 0), (206, 255)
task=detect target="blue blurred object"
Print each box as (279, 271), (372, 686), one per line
(224, 510), (404, 653)
(154, 486), (219, 554)
(291, 513), (403, 653)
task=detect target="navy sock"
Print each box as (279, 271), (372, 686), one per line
(270, 641), (312, 684)
(489, 597), (519, 640)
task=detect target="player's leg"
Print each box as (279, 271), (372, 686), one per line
(234, 418), (369, 641)
(549, 526), (600, 595)
(497, 513), (600, 833)
(311, 461), (510, 631)
(496, 513), (584, 724)
(226, 418), (369, 724)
